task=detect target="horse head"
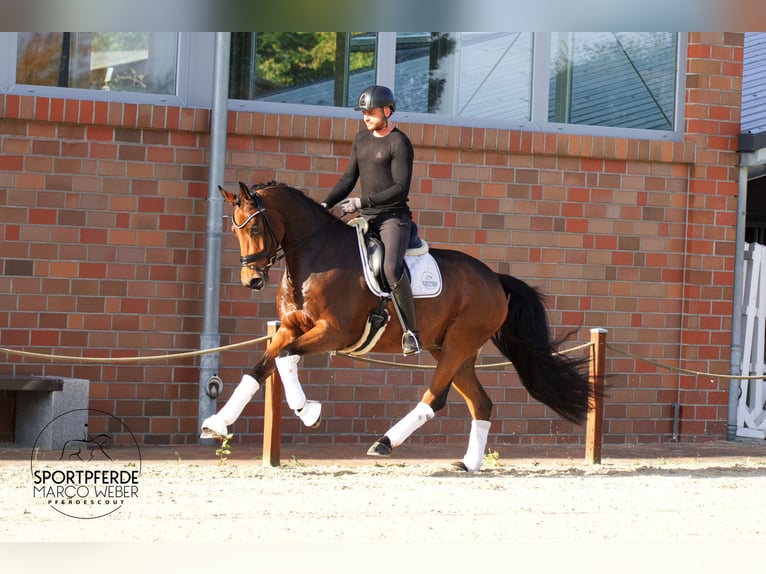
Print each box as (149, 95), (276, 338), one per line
(219, 181), (282, 291)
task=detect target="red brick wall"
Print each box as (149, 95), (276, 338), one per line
(0, 32), (743, 448)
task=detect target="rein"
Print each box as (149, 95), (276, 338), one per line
(279, 216), (344, 260)
(236, 189), (344, 273)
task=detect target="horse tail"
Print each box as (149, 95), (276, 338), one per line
(491, 274), (592, 425)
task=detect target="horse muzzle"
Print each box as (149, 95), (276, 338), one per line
(240, 266), (267, 291)
(239, 258), (270, 291)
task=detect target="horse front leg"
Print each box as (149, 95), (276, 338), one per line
(273, 319), (351, 428)
(200, 330), (292, 440)
(274, 353), (321, 428)
(200, 372), (261, 439)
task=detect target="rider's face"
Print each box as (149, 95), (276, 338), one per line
(362, 107), (388, 132)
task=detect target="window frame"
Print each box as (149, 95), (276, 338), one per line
(0, 31), (686, 141)
(0, 33), (15, 92)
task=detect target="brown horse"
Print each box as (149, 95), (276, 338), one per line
(201, 181), (593, 471)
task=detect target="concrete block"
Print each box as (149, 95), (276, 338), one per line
(16, 378), (90, 451)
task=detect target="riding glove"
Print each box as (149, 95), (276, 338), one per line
(340, 197), (361, 213)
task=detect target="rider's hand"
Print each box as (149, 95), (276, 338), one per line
(340, 197), (361, 214)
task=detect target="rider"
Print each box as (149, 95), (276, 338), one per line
(321, 84), (422, 356)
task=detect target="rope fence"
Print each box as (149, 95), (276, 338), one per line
(0, 336), (270, 364)
(605, 343), (759, 380)
(2, 327), (757, 467)
(0, 333), (755, 378)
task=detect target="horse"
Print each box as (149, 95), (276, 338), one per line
(201, 181), (594, 471)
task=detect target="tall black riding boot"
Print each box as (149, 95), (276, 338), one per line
(390, 273), (422, 356)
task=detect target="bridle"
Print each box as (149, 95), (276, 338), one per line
(233, 192), (281, 276)
(233, 185), (347, 278)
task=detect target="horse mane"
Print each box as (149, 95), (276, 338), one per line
(251, 181), (327, 214)
(251, 180), (283, 191)
(250, 181), (342, 232)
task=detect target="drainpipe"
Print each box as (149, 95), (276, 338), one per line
(198, 32), (231, 444)
(727, 163), (748, 441)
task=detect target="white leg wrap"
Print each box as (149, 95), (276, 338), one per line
(275, 354), (306, 410)
(386, 402), (435, 447)
(201, 374), (260, 438)
(217, 374), (260, 425)
(461, 419), (491, 472)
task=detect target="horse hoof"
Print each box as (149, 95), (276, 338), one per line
(450, 461), (470, 472)
(200, 415), (228, 440)
(367, 436), (392, 456)
(296, 400), (322, 428)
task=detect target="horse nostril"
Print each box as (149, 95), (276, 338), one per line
(249, 277), (265, 291)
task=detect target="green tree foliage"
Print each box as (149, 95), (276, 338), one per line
(256, 32), (372, 89)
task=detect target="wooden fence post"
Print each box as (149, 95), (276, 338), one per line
(585, 328), (607, 464)
(262, 321), (282, 466)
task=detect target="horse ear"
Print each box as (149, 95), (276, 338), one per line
(238, 181), (253, 202)
(219, 185), (238, 207)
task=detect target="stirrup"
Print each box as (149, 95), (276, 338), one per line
(402, 331), (422, 356)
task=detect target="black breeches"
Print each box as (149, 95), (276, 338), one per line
(368, 212), (412, 287)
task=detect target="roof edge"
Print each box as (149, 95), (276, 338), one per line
(739, 130), (766, 153)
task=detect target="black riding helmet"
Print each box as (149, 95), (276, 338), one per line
(355, 85), (396, 114)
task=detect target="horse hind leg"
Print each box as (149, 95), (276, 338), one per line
(449, 361), (493, 472)
(367, 401), (436, 456)
(367, 358), (455, 457)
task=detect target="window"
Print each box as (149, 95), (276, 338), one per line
(548, 32), (678, 130)
(229, 32), (375, 107)
(391, 32), (534, 120)
(3, 32), (682, 137)
(16, 32), (178, 95)
(228, 32), (681, 135)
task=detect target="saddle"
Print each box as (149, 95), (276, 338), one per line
(339, 218), (442, 356)
(347, 217), (442, 297)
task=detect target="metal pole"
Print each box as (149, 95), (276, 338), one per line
(727, 164), (748, 441)
(198, 32), (231, 444)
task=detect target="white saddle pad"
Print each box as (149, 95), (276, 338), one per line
(349, 218), (442, 299)
(405, 253), (442, 298)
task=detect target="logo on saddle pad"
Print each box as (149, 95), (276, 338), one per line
(418, 270), (440, 292)
(348, 217), (442, 299)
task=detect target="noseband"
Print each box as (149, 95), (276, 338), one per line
(233, 193), (280, 275)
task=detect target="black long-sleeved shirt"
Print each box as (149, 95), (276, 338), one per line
(323, 127), (414, 217)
